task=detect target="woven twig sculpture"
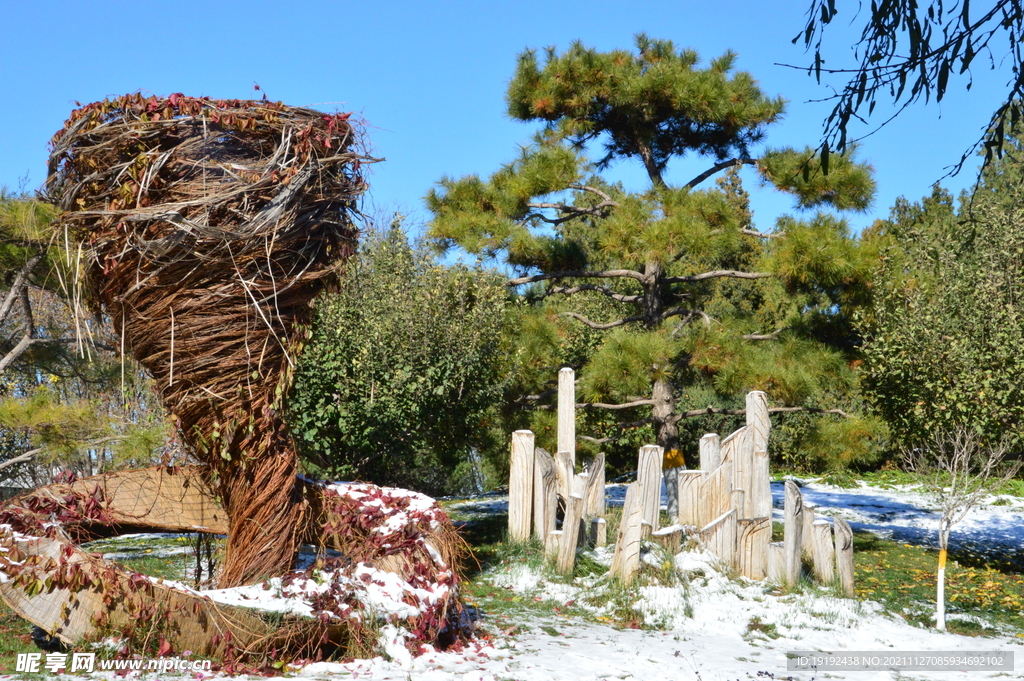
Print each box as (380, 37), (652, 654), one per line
(45, 94), (367, 587)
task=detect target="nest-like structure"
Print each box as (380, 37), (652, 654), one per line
(45, 94), (367, 587)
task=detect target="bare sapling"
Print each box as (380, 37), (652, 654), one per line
(902, 426), (1021, 631)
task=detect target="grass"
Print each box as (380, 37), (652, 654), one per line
(744, 615), (780, 640)
(0, 599), (39, 674)
(451, 501), (688, 633)
(449, 489), (1024, 641)
(852, 530), (1024, 636)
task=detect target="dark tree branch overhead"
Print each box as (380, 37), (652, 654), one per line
(685, 157), (758, 189)
(789, 0), (1024, 175)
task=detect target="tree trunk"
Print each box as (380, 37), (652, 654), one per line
(642, 259), (681, 519)
(652, 375), (681, 518)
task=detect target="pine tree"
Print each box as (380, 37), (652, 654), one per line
(427, 36), (885, 491)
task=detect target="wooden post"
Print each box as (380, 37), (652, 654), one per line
(509, 430), (535, 542)
(834, 517), (855, 597)
(637, 445), (662, 532)
(719, 425), (747, 465)
(590, 517), (607, 547)
(557, 494), (584, 574)
(545, 530), (561, 558)
(676, 471), (704, 526)
(698, 460), (733, 527)
(767, 542), (785, 583)
(557, 367), (575, 469)
(611, 483), (643, 583)
(533, 447), (557, 542)
(699, 509), (738, 567)
(554, 450), (574, 502)
(732, 489), (746, 518)
(783, 480), (804, 587)
(699, 433), (721, 472)
(733, 429), (754, 519)
(745, 392), (771, 521)
(584, 453), (606, 517)
(802, 503), (818, 559)
(811, 519), (836, 583)
(750, 449), (772, 519)
(737, 517), (770, 580)
(746, 391), (770, 454)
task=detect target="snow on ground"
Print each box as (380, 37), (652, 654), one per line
(782, 479), (1024, 562)
(7, 480), (1022, 681)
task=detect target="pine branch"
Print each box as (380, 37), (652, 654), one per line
(522, 211), (581, 226)
(514, 387), (558, 404)
(579, 417), (653, 445)
(569, 183), (616, 204)
(685, 158), (758, 189)
(508, 269), (647, 286)
(670, 405), (849, 422)
(546, 284), (640, 303)
(560, 311), (643, 330)
(740, 228), (782, 239)
(742, 328), (786, 341)
(0, 250), (45, 326)
(531, 398), (654, 412)
(670, 310), (712, 337)
(0, 337), (82, 375)
(671, 226), (781, 263)
(580, 399), (654, 410)
(661, 307), (701, 321)
(528, 197), (617, 218)
(0, 448), (44, 474)
(665, 270), (772, 284)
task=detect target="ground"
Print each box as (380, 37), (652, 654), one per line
(1, 474), (1022, 680)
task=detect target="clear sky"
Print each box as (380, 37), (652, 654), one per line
(1, 1), (1009, 236)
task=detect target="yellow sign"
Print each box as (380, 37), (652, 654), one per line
(663, 448), (685, 469)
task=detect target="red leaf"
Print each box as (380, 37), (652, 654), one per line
(157, 638), (173, 657)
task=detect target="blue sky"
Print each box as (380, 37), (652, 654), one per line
(1, 1), (1009, 237)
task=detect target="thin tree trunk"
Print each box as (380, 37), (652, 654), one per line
(936, 525), (949, 631)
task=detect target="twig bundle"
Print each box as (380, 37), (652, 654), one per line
(45, 94), (369, 587)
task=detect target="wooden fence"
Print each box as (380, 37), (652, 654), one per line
(507, 376), (854, 593)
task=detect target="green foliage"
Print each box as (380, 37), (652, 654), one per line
(289, 223), (511, 495)
(0, 384), (105, 453)
(759, 146), (875, 212)
(861, 168), (1024, 449)
(428, 37), (886, 473)
(507, 34), (785, 179)
(0, 191), (172, 481)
